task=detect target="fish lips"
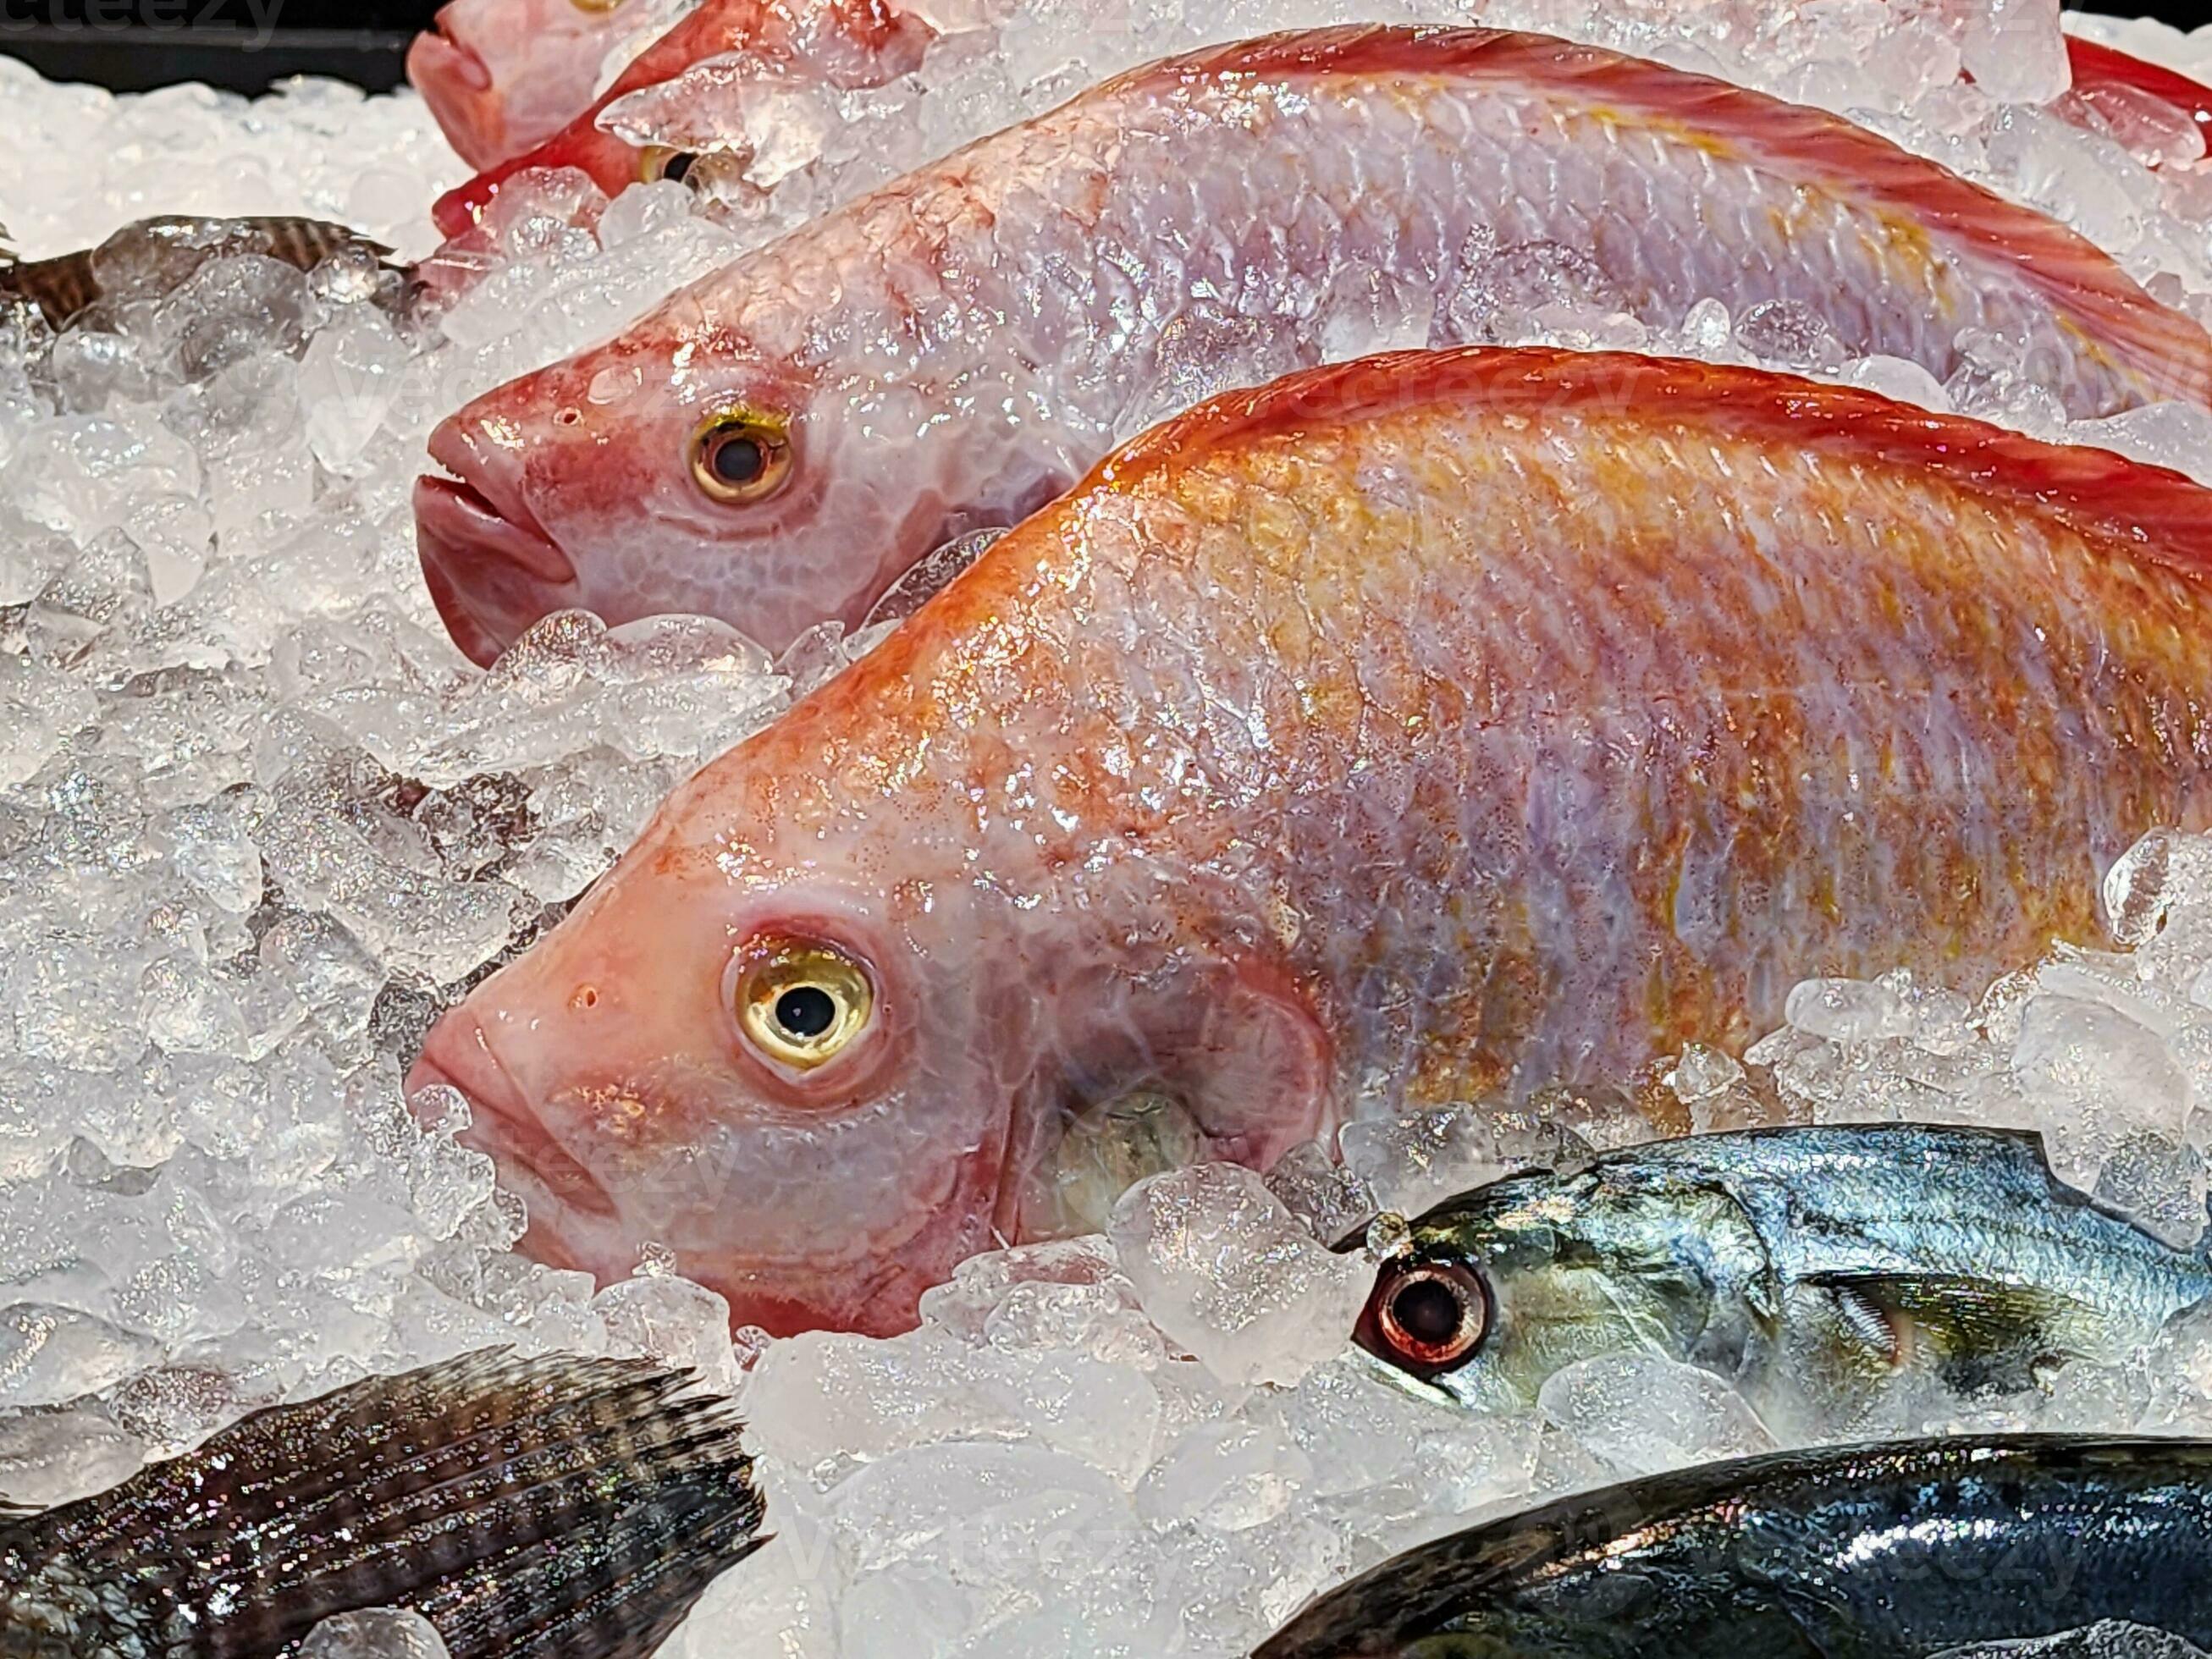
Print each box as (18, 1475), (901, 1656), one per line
(414, 469), (580, 667)
(408, 25), (504, 169)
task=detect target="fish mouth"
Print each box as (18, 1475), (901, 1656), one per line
(407, 1024), (621, 1231)
(408, 25), (505, 173)
(415, 424), (580, 665)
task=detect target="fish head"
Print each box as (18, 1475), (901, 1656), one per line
(418, 293), (1004, 663)
(407, 707), (1338, 1336)
(1353, 1166), (1768, 1409)
(407, 810), (1020, 1337)
(411, 0), (638, 173)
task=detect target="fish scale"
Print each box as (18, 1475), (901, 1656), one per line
(419, 24), (2212, 663)
(414, 346), (2212, 1337)
(0, 1351), (764, 1658)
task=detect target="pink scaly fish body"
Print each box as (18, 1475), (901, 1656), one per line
(410, 0), (699, 171)
(429, 0), (934, 236)
(411, 345), (2212, 1338)
(416, 25), (2212, 666)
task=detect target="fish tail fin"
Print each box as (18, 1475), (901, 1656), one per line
(3, 1348), (764, 1659)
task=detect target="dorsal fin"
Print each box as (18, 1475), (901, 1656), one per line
(1133, 25), (2212, 409)
(1096, 345), (2212, 585)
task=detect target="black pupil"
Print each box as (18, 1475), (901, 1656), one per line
(1392, 1275), (1465, 1347)
(664, 152), (698, 184)
(775, 984), (837, 1040)
(712, 432), (765, 485)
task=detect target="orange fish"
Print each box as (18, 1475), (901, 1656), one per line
(411, 346), (2212, 1337)
(430, 0), (931, 237)
(417, 25), (2212, 665)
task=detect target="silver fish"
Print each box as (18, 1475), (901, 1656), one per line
(1353, 1123), (2212, 1430)
(1257, 1435), (2212, 1657)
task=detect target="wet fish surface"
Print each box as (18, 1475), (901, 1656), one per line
(411, 345), (2212, 1338)
(0, 1350), (764, 1658)
(1255, 1435), (2212, 1657)
(1353, 1122), (2212, 1430)
(429, 0), (933, 236)
(0, 216), (406, 333)
(416, 23), (2212, 662)
(411, 0), (706, 172)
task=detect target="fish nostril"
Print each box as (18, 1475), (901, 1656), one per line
(573, 985), (600, 1011)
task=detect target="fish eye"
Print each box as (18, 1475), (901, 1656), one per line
(572, 0), (628, 13)
(734, 937), (873, 1071)
(1357, 1259), (1490, 1379)
(690, 408), (793, 504)
(638, 146), (700, 185)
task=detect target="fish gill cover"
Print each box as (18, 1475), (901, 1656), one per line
(6, 0), (2212, 1654)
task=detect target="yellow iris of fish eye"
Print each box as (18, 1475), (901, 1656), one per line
(571, 0), (627, 13)
(637, 146), (700, 186)
(736, 940), (873, 1070)
(689, 407), (794, 504)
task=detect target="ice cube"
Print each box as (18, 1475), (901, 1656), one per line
(1107, 1165), (1371, 1388)
(1137, 1419), (1311, 1530)
(2012, 994), (2193, 1188)
(298, 1610), (452, 1659)
(297, 308), (412, 474)
(0, 1302), (164, 1409)
(1536, 1353), (1776, 1474)
(1339, 1102), (1582, 1219)
(593, 1272), (742, 1395)
(1959, 0), (2070, 105)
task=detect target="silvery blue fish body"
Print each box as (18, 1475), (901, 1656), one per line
(1257, 1436), (2212, 1658)
(1354, 1123), (2212, 1429)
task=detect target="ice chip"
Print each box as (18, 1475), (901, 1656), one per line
(0, 1303), (165, 1409)
(592, 1271), (741, 1394)
(299, 1610), (452, 1659)
(1537, 1353), (1775, 1475)
(1106, 1165), (1369, 1388)
(1136, 1419), (1311, 1530)
(298, 307), (413, 473)
(1960, 0), (2070, 105)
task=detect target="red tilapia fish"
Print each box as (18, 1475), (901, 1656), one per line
(416, 25), (2212, 665)
(430, 0), (931, 236)
(411, 0), (700, 171)
(411, 345), (2212, 1338)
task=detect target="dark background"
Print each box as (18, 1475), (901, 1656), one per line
(0, 0), (2200, 93)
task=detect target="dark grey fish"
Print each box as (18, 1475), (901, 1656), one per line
(1256, 1436), (2212, 1658)
(0, 216), (409, 331)
(0, 1349), (766, 1658)
(1353, 1123), (2212, 1430)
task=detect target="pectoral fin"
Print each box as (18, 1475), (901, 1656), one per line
(1804, 1272), (2087, 1396)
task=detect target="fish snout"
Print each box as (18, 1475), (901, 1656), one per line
(416, 417), (581, 666)
(409, 1011), (621, 1232)
(408, 25), (505, 174)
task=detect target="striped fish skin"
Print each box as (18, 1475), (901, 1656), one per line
(1255, 1436), (2212, 1657)
(413, 23), (2212, 664)
(410, 346), (2212, 1339)
(410, 0), (694, 173)
(0, 1351), (764, 1659)
(0, 217), (404, 333)
(1354, 1123), (2212, 1430)
(428, 0), (933, 236)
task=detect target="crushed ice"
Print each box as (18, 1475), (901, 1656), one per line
(7, 3), (2212, 1656)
